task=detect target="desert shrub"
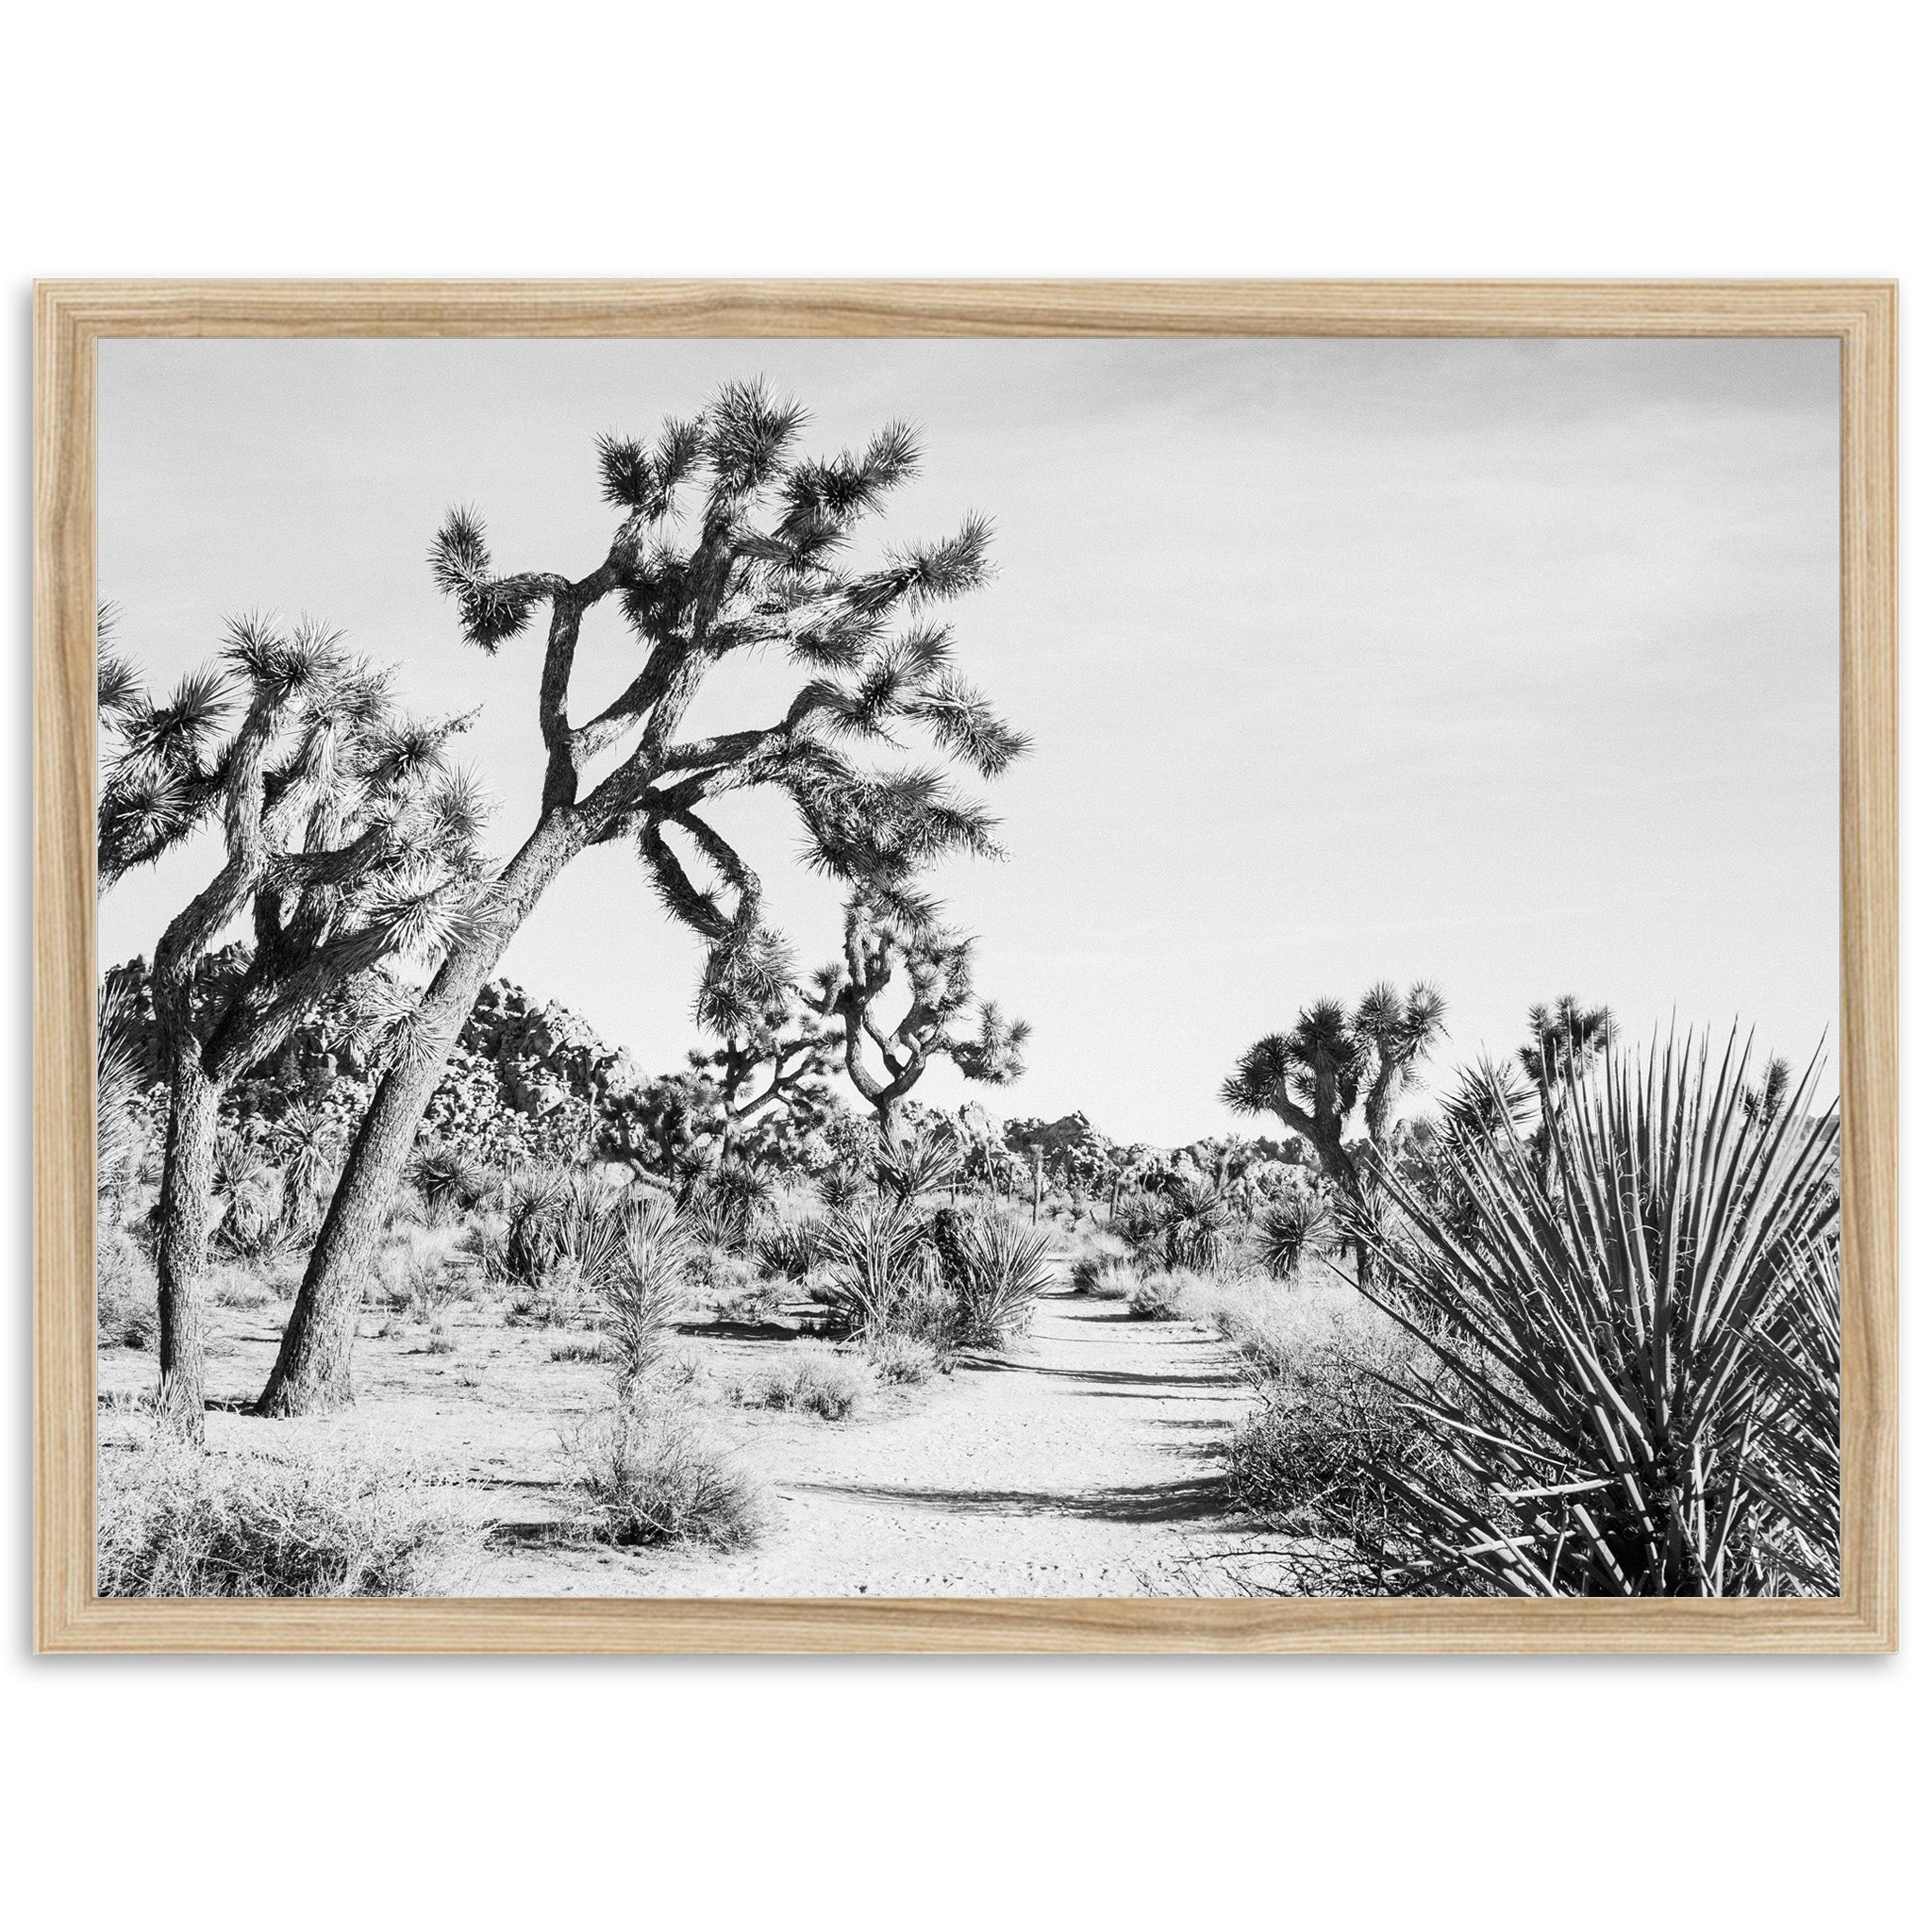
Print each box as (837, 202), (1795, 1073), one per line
(1127, 1269), (1198, 1320)
(928, 1207), (1055, 1348)
(97, 1437), (481, 1597)
(1224, 1328), (1441, 1593)
(732, 1342), (873, 1419)
(863, 1330), (940, 1384)
(97, 1221), (159, 1349)
(1354, 1035), (1841, 1596)
(211, 1269), (275, 1311)
(1079, 1260), (1140, 1302)
(212, 1132), (289, 1261)
(564, 1402), (763, 1550)
(712, 1267), (789, 1325)
(1157, 1175), (1240, 1273)
(549, 1338), (607, 1364)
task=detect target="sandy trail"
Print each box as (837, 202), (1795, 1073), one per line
(490, 1290), (1263, 1598)
(102, 1282), (1275, 1598)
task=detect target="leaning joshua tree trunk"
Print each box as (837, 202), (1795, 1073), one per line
(259, 818), (584, 1412)
(258, 382), (1023, 1415)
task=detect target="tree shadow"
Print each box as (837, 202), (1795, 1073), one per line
(789, 1474), (1231, 1525)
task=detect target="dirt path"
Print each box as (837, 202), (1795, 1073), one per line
(490, 1290), (1264, 1598)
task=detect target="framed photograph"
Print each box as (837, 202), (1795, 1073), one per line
(34, 280), (1896, 1653)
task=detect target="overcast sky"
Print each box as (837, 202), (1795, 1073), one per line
(98, 335), (1840, 1146)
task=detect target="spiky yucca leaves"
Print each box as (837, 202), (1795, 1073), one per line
(1156, 1174), (1241, 1274)
(1254, 1190), (1333, 1281)
(1748, 1239), (1840, 1591)
(874, 1119), (965, 1205)
(806, 1200), (934, 1340)
(815, 893), (1031, 1132)
(928, 1208), (1056, 1348)
(599, 1196), (694, 1399)
(1354, 1036), (1840, 1597)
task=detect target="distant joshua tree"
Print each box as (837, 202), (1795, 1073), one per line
(119, 616), (491, 1437)
(814, 889), (1031, 1144)
(1220, 982), (1447, 1210)
(1517, 993), (1617, 1177)
(261, 381), (1026, 1415)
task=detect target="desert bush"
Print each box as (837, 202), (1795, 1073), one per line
(503, 1170), (640, 1291)
(97, 1221), (159, 1350)
(1158, 1175), (1240, 1273)
(97, 1437), (482, 1596)
(863, 1330), (941, 1384)
(1078, 1260), (1140, 1302)
(564, 1402), (763, 1550)
(1127, 1269), (1202, 1320)
(754, 1217), (819, 1282)
(549, 1337), (607, 1364)
(1354, 1035), (1841, 1596)
(928, 1207), (1055, 1347)
(732, 1343), (873, 1419)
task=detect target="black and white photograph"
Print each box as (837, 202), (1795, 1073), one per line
(91, 333), (1843, 1602)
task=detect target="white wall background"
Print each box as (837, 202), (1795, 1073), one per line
(3, 6), (1918, 1926)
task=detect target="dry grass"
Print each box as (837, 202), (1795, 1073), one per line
(97, 1433), (483, 1597)
(563, 1400), (764, 1550)
(730, 1342), (874, 1420)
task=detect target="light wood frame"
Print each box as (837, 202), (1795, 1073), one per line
(34, 281), (1898, 1654)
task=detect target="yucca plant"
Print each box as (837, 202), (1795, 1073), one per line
(1355, 1034), (1840, 1597)
(874, 1118), (965, 1205)
(806, 1200), (933, 1339)
(1748, 1238), (1841, 1592)
(597, 1196), (694, 1398)
(1254, 1189), (1333, 1281)
(928, 1208), (1056, 1348)
(407, 1137), (487, 1217)
(1158, 1174), (1240, 1274)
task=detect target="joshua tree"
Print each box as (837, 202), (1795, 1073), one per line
(260, 381), (1024, 1414)
(1516, 993), (1616, 1180)
(136, 617), (490, 1436)
(1221, 983), (1447, 1215)
(814, 890), (1031, 1145)
(696, 990), (840, 1155)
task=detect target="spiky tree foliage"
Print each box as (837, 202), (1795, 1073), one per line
(263, 384), (1023, 1415)
(1352, 1036), (1840, 1596)
(814, 891), (1031, 1143)
(139, 615), (491, 1437)
(1517, 994), (1616, 1091)
(95, 601), (230, 893)
(1221, 982), (1447, 1216)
